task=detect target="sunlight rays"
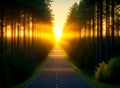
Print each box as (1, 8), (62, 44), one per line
(53, 25), (63, 42)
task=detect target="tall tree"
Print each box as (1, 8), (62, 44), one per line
(0, 0), (4, 54)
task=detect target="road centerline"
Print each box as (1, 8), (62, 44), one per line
(25, 46), (94, 88)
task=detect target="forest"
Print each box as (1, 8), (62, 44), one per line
(0, 0), (54, 88)
(0, 0), (120, 87)
(61, 0), (120, 84)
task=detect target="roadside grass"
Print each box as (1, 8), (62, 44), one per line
(67, 58), (120, 88)
(14, 56), (49, 88)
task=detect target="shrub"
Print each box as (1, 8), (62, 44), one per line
(104, 57), (120, 84)
(95, 57), (120, 84)
(95, 62), (107, 82)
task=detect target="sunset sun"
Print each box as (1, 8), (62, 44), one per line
(53, 26), (63, 41)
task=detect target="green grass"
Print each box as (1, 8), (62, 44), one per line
(67, 58), (120, 88)
(14, 56), (49, 88)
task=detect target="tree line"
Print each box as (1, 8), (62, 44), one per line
(61, 0), (120, 84)
(0, 0), (54, 88)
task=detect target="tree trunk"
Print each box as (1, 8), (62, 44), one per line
(0, 1), (4, 54)
(96, 1), (100, 63)
(99, 0), (103, 62)
(105, 0), (110, 62)
(111, 0), (115, 57)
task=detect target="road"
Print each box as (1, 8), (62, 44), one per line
(25, 46), (94, 88)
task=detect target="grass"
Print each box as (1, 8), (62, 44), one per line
(67, 58), (120, 88)
(14, 56), (49, 88)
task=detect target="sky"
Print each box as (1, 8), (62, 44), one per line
(51, 0), (80, 38)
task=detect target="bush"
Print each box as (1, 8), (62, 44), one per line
(105, 57), (120, 84)
(95, 57), (120, 84)
(95, 62), (107, 82)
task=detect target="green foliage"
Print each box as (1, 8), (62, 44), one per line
(0, 0), (53, 24)
(95, 62), (107, 82)
(0, 0), (54, 87)
(105, 57), (120, 84)
(95, 57), (120, 84)
(67, 2), (79, 23)
(61, 37), (97, 75)
(62, 0), (120, 78)
(0, 38), (54, 88)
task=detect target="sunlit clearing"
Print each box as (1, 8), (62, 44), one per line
(53, 26), (63, 42)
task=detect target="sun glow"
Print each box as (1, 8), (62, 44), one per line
(6, 26), (11, 37)
(7, 30), (11, 37)
(53, 26), (63, 41)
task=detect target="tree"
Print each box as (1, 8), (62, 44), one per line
(62, 0), (120, 75)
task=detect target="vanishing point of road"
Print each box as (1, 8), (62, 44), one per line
(25, 46), (94, 88)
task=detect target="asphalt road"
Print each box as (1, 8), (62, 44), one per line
(25, 46), (94, 88)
